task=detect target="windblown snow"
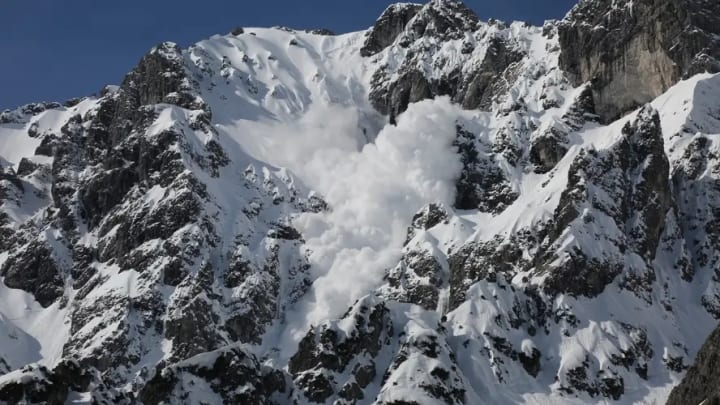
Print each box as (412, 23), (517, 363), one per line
(285, 99), (464, 335)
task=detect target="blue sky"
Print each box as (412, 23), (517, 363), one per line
(0, 0), (577, 110)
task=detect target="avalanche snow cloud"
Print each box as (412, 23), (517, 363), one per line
(291, 98), (464, 329)
(233, 98), (464, 335)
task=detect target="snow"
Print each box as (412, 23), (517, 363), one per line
(0, 281), (69, 368)
(0, 124), (39, 169)
(185, 27), (467, 342)
(0, 8), (719, 405)
(0, 98), (98, 169)
(288, 98), (464, 326)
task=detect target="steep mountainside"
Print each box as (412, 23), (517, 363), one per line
(667, 325), (720, 405)
(1, 0), (720, 404)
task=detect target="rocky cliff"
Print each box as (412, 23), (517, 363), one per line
(667, 325), (720, 405)
(558, 0), (720, 122)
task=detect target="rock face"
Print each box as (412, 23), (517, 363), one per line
(289, 296), (393, 403)
(0, 361), (92, 405)
(367, 0), (523, 123)
(559, 0), (720, 121)
(1, 240), (64, 307)
(139, 347), (285, 405)
(529, 85), (598, 173)
(2, 1), (720, 404)
(667, 324), (720, 405)
(540, 105), (673, 297)
(1, 38), (316, 403)
(453, 125), (519, 212)
(360, 3), (423, 57)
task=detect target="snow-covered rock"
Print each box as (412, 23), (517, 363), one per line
(1, 0), (720, 404)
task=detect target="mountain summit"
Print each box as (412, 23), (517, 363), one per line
(1, 1), (720, 404)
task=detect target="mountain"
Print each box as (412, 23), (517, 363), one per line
(667, 325), (720, 405)
(1, 0), (720, 403)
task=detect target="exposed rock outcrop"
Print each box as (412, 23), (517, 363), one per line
(361, 3), (423, 57)
(139, 347), (285, 405)
(0, 360), (92, 405)
(289, 296), (393, 403)
(0, 239), (65, 307)
(540, 105), (672, 297)
(454, 125), (519, 212)
(559, 0), (720, 121)
(667, 324), (720, 405)
(529, 85), (598, 173)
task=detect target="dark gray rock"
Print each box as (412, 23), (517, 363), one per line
(371, 69), (432, 124)
(0, 360), (91, 405)
(405, 203), (448, 244)
(0, 240), (64, 307)
(367, 1), (523, 123)
(484, 334), (544, 378)
(667, 324), (720, 405)
(619, 106), (673, 260)
(381, 328), (466, 404)
(165, 295), (223, 360)
(401, 0), (479, 44)
(139, 347), (285, 405)
(529, 134), (568, 174)
(540, 250), (624, 298)
(540, 105), (672, 298)
(267, 223), (303, 240)
(0, 166), (24, 194)
(519, 348), (542, 377)
(448, 237), (529, 309)
(609, 323), (654, 380)
(672, 135), (720, 306)
(223, 251), (281, 344)
(369, 36), (524, 123)
(0, 102), (61, 125)
(110, 42), (203, 143)
(557, 357), (625, 400)
(411, 203), (448, 231)
(530, 86), (598, 173)
(385, 250), (444, 310)
(63, 97), (82, 108)
(79, 167), (139, 229)
(453, 125), (518, 213)
(458, 36), (525, 111)
(96, 175), (204, 265)
(15, 158), (39, 177)
(221, 232), (312, 346)
(306, 28), (335, 36)
(558, 0), (720, 122)
(289, 296), (392, 402)
(361, 3), (423, 57)
(64, 289), (166, 375)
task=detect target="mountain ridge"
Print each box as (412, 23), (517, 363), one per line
(1, 0), (720, 403)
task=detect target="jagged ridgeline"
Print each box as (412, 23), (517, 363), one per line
(1, 0), (720, 403)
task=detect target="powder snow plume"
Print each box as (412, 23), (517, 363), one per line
(241, 97), (464, 342)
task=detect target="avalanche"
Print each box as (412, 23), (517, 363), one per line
(1, 0), (720, 404)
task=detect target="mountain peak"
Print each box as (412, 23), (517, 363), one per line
(360, 3), (424, 57)
(2, 2), (720, 404)
(407, 0), (479, 39)
(360, 0), (478, 57)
